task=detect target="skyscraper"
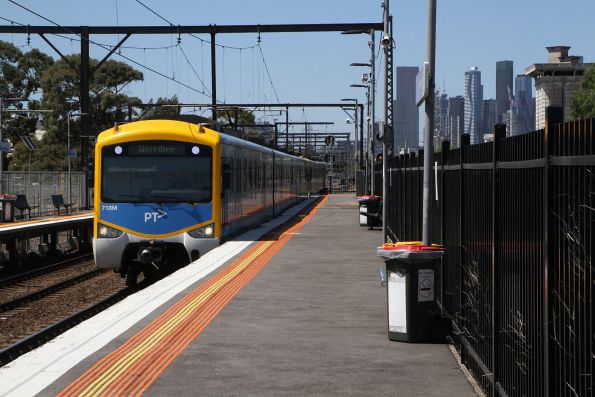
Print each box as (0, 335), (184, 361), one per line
(496, 60), (513, 122)
(482, 98), (497, 138)
(513, 74), (535, 135)
(448, 96), (464, 147)
(394, 66), (419, 150)
(434, 91), (449, 147)
(464, 67), (483, 144)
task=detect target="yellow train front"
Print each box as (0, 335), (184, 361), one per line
(93, 118), (327, 285)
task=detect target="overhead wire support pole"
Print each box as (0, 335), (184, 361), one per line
(210, 28), (217, 120)
(381, 0), (394, 243)
(359, 103), (364, 171)
(370, 30), (376, 196)
(80, 26), (91, 209)
(422, 0), (436, 246)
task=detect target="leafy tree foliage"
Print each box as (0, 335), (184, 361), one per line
(40, 55), (143, 148)
(12, 54), (144, 171)
(0, 41), (53, 168)
(1, 41), (147, 171)
(217, 108), (256, 127)
(137, 96), (180, 119)
(570, 64), (595, 120)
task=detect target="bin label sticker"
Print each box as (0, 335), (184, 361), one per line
(388, 270), (407, 333)
(418, 269), (434, 302)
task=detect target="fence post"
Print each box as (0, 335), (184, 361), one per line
(440, 140), (450, 244)
(459, 133), (470, 360)
(543, 106), (562, 397)
(417, 149), (424, 238)
(491, 123), (506, 395)
(440, 140), (450, 315)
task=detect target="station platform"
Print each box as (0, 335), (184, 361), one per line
(0, 211), (93, 239)
(0, 195), (477, 396)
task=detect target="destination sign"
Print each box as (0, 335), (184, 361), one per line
(128, 143), (185, 156)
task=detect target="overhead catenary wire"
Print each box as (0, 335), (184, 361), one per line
(7, 0), (285, 112)
(257, 44), (281, 104)
(178, 45), (211, 96)
(6, 0), (210, 97)
(134, 0), (258, 51)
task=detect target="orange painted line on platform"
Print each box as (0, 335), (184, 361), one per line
(58, 196), (328, 397)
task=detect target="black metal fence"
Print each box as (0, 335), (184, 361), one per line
(385, 107), (593, 397)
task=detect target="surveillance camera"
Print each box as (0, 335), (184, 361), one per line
(381, 34), (391, 47)
(366, 116), (371, 122)
(346, 118), (351, 124)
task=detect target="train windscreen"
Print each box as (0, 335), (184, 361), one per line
(101, 141), (212, 203)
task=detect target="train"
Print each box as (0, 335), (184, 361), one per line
(93, 117), (327, 285)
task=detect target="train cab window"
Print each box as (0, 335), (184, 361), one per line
(101, 141), (212, 204)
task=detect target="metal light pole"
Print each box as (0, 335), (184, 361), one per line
(67, 110), (74, 207)
(422, 0), (437, 245)
(370, 31), (377, 196)
(67, 110), (87, 207)
(0, 97), (3, 194)
(351, 83), (371, 194)
(344, 29), (377, 196)
(341, 98), (359, 181)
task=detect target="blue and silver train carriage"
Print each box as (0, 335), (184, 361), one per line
(93, 118), (327, 284)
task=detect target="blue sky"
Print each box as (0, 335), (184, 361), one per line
(1, 0), (594, 137)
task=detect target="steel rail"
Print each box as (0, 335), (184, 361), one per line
(0, 253), (94, 288)
(0, 268), (105, 313)
(0, 282), (147, 366)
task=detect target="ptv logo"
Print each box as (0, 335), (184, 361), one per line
(144, 209), (168, 223)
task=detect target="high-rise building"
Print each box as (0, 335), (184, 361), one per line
(464, 67), (483, 144)
(496, 61), (514, 123)
(448, 96), (465, 147)
(434, 91), (449, 147)
(394, 66), (419, 150)
(525, 46), (593, 129)
(481, 98), (497, 138)
(512, 74), (535, 135)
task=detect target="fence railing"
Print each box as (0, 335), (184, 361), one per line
(385, 107), (593, 397)
(1, 171), (87, 215)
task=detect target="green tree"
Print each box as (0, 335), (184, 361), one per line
(138, 96), (180, 119)
(0, 41), (54, 170)
(570, 64), (595, 120)
(21, 54), (144, 171)
(217, 108), (255, 127)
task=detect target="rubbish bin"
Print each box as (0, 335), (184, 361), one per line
(356, 195), (381, 227)
(0, 194), (16, 223)
(377, 242), (445, 342)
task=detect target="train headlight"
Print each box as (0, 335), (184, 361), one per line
(188, 223), (214, 238)
(98, 223), (123, 238)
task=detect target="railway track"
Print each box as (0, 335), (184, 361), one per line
(0, 253), (95, 289)
(0, 269), (141, 366)
(0, 254), (96, 308)
(0, 253), (137, 366)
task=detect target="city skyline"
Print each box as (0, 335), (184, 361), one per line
(1, 0), (593, 139)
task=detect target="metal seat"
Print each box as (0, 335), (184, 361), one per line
(51, 194), (74, 215)
(14, 194), (38, 219)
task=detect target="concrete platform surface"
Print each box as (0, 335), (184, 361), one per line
(40, 194), (476, 396)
